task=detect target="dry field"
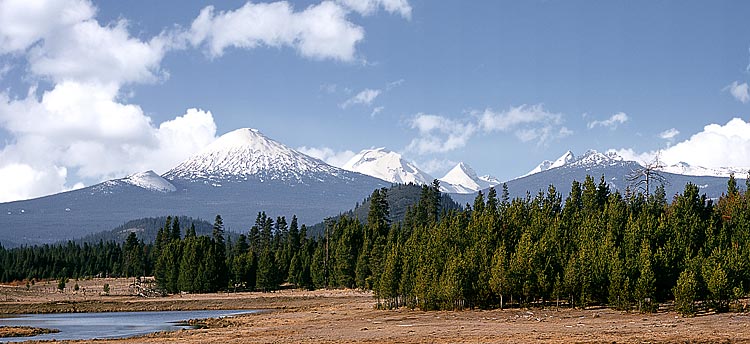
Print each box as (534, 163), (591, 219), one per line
(2, 278), (750, 343)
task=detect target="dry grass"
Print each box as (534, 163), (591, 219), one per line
(3, 279), (750, 343)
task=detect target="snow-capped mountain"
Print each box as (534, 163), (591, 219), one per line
(440, 162), (500, 194)
(487, 149), (739, 205)
(91, 170), (177, 194)
(164, 128), (343, 184)
(121, 171), (176, 193)
(521, 150), (575, 177)
(520, 150), (627, 179)
(657, 162), (749, 178)
(523, 149), (748, 180)
(343, 148), (434, 185)
(1, 128), (387, 246)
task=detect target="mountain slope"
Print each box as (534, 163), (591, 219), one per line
(342, 148), (433, 185)
(499, 150), (742, 202)
(0, 128), (387, 247)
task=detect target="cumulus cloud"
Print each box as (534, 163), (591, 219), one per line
(0, 84), (217, 199)
(0, 0), (169, 86)
(0, 0), (218, 201)
(611, 118), (750, 168)
(726, 81), (750, 103)
(659, 128), (680, 140)
(0, 0), (94, 53)
(340, 88), (380, 108)
(297, 146), (356, 167)
(587, 112), (629, 129)
(406, 104), (571, 154)
(189, 1), (365, 61)
(336, 0), (412, 19)
(0, 163), (67, 203)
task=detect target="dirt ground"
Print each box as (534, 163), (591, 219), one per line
(2, 278), (750, 343)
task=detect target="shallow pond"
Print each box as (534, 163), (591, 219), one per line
(1, 309), (254, 342)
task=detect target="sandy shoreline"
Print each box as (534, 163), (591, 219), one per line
(2, 278), (750, 343)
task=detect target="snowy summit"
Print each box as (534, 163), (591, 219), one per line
(522, 150), (576, 178)
(164, 128), (341, 183)
(121, 171), (176, 193)
(343, 148), (433, 185)
(440, 162), (500, 194)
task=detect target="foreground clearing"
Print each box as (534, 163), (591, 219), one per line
(2, 279), (749, 343)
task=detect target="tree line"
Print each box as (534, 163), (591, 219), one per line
(1, 176), (749, 315)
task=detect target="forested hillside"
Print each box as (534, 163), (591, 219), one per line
(75, 216), (214, 244)
(306, 182), (460, 237)
(2, 177), (749, 316)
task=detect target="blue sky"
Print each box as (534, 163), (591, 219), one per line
(1, 0), (750, 202)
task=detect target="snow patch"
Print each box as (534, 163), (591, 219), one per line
(122, 171), (177, 193)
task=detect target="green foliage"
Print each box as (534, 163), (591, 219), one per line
(674, 268), (698, 316)
(57, 277), (67, 292)
(3, 174), (750, 315)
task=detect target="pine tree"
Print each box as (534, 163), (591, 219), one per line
(211, 215), (228, 290)
(635, 244), (656, 313)
(674, 268), (698, 316)
(123, 232), (143, 277)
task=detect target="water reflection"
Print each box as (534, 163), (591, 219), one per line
(1, 309), (254, 342)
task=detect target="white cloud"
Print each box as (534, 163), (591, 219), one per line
(370, 106), (384, 117)
(658, 128), (680, 140)
(0, 0), (169, 86)
(0, 83), (217, 199)
(659, 118), (750, 168)
(612, 118), (750, 168)
(0, 163), (68, 203)
(406, 113), (477, 154)
(416, 158), (456, 175)
(0, 0), (94, 54)
(386, 78), (404, 90)
(726, 81), (750, 103)
(0, 1), (218, 202)
(607, 148), (657, 165)
(406, 104), (571, 154)
(587, 112), (629, 129)
(336, 0), (412, 19)
(189, 1), (365, 62)
(479, 104), (562, 132)
(340, 88), (381, 108)
(478, 104), (571, 145)
(297, 146), (355, 167)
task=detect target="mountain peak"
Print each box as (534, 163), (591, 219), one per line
(521, 150), (576, 178)
(200, 128), (272, 153)
(164, 128), (342, 183)
(343, 148), (433, 185)
(121, 170), (176, 193)
(440, 162), (500, 194)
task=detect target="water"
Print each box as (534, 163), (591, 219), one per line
(0, 309), (255, 342)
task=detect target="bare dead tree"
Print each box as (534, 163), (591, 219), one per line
(626, 152), (669, 195)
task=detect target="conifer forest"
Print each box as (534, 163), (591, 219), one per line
(2, 175), (750, 316)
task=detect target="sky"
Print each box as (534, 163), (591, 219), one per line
(1, 0), (750, 202)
